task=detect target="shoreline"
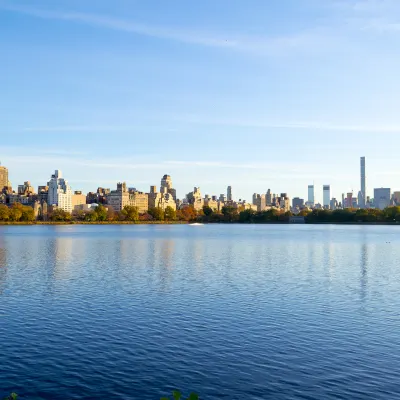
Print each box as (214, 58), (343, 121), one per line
(0, 221), (188, 226)
(0, 221), (399, 226)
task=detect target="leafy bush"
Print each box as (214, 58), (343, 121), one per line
(161, 391), (199, 400)
(3, 394), (18, 400)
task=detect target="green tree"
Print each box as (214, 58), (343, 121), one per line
(164, 206), (176, 221)
(72, 209), (86, 221)
(21, 205), (35, 222)
(94, 204), (107, 221)
(202, 205), (213, 216)
(161, 391), (198, 400)
(0, 204), (10, 221)
(9, 203), (23, 221)
(106, 206), (116, 221)
(221, 206), (238, 222)
(84, 211), (98, 222)
(148, 207), (165, 221)
(298, 209), (310, 217)
(239, 209), (255, 223)
(121, 205), (139, 222)
(50, 209), (72, 222)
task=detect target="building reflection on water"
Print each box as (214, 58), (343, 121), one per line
(0, 234), (6, 295)
(360, 242), (368, 302)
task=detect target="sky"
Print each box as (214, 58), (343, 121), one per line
(1, 0), (400, 203)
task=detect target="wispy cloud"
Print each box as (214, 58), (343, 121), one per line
(0, 3), (236, 48)
(174, 115), (400, 133)
(331, 0), (400, 33)
(0, 2), (337, 56)
(17, 118), (400, 134)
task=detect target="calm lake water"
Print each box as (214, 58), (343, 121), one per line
(1, 224), (400, 400)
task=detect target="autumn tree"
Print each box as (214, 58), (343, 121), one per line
(94, 204), (107, 221)
(121, 205), (139, 222)
(9, 203), (23, 221)
(164, 206), (176, 221)
(50, 209), (72, 222)
(177, 206), (197, 222)
(0, 204), (10, 221)
(21, 205), (35, 222)
(148, 207), (165, 221)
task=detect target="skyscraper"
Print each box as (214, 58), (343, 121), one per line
(308, 185), (315, 205)
(227, 186), (233, 202)
(0, 163), (8, 191)
(323, 185), (330, 208)
(161, 175), (172, 191)
(346, 192), (353, 208)
(161, 174), (176, 200)
(360, 156), (366, 208)
(48, 170), (73, 212)
(374, 188), (391, 210)
(266, 189), (272, 205)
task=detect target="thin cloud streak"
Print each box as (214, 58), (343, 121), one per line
(0, 3), (337, 56)
(175, 115), (400, 133)
(0, 3), (236, 48)
(18, 119), (400, 134)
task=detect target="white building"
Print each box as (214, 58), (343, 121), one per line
(360, 157), (366, 208)
(374, 188), (391, 210)
(323, 185), (330, 209)
(47, 170), (73, 212)
(308, 185), (315, 205)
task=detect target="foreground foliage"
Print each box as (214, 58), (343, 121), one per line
(161, 391), (199, 400)
(3, 394), (17, 400)
(2, 391), (199, 400)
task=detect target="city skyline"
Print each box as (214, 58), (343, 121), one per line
(0, 156), (398, 207)
(2, 1), (400, 199)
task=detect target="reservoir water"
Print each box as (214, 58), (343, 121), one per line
(1, 224), (400, 399)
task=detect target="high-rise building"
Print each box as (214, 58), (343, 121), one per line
(346, 192), (353, 208)
(292, 197), (304, 208)
(227, 186), (233, 202)
(48, 170), (73, 212)
(308, 185), (315, 205)
(393, 191), (400, 205)
(252, 193), (266, 211)
(374, 188), (391, 210)
(360, 156), (366, 208)
(330, 198), (338, 210)
(187, 187), (203, 210)
(266, 189), (272, 205)
(160, 174), (176, 200)
(72, 191), (87, 209)
(0, 163), (8, 191)
(107, 182), (148, 212)
(323, 185), (330, 208)
(161, 175), (172, 191)
(18, 181), (35, 195)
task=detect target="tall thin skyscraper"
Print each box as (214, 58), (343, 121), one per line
(360, 157), (366, 208)
(323, 185), (330, 208)
(227, 186), (232, 201)
(308, 185), (315, 205)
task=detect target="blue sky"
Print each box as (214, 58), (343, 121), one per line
(1, 0), (400, 202)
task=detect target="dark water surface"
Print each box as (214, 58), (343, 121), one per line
(1, 224), (400, 399)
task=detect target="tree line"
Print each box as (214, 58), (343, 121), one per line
(0, 203), (35, 222)
(1, 203), (400, 224)
(201, 206), (400, 224)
